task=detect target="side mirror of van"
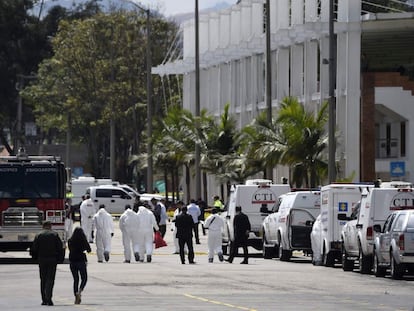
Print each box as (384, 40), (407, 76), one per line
(373, 224), (382, 233)
(337, 213), (349, 221)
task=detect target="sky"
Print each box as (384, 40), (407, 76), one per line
(138, 0), (236, 16)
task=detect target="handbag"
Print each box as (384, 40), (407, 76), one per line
(154, 231), (167, 248)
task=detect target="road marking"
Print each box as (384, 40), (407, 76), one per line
(184, 293), (257, 311)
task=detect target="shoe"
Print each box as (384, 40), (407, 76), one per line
(47, 300), (54, 306)
(225, 259), (233, 263)
(104, 251), (110, 262)
(196, 241), (201, 244)
(139, 259), (144, 263)
(218, 253), (224, 262)
(134, 252), (140, 262)
(189, 261), (196, 264)
(181, 261), (185, 264)
(173, 251), (179, 254)
(123, 260), (130, 263)
(75, 292), (81, 304)
(41, 302), (47, 305)
(98, 260), (103, 263)
(208, 258), (213, 263)
(147, 255), (152, 263)
(240, 261), (248, 264)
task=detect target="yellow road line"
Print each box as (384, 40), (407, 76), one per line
(184, 293), (257, 311)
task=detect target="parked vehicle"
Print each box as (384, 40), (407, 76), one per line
(311, 183), (371, 267)
(373, 209), (414, 279)
(70, 176), (113, 206)
(86, 185), (135, 215)
(222, 179), (290, 254)
(262, 190), (320, 261)
(341, 185), (414, 274)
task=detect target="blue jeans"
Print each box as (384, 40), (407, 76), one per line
(70, 261), (88, 295)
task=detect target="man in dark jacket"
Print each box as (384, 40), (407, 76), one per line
(226, 205), (251, 264)
(174, 205), (195, 264)
(30, 221), (64, 306)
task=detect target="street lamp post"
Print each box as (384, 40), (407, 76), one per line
(265, 0), (273, 181)
(195, 0), (201, 199)
(328, 0), (336, 183)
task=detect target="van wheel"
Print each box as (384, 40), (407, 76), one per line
(323, 246), (335, 267)
(390, 250), (404, 279)
(359, 249), (372, 274)
(341, 246), (354, 271)
(373, 251), (386, 277)
(279, 243), (291, 261)
(262, 233), (273, 259)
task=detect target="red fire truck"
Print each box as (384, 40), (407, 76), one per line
(0, 150), (67, 253)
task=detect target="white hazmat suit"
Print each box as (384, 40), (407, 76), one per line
(136, 206), (159, 262)
(93, 206), (114, 262)
(119, 207), (140, 262)
(204, 211), (225, 262)
(80, 197), (97, 243)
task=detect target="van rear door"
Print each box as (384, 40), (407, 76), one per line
(288, 208), (316, 249)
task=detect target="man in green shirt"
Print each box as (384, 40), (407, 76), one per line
(213, 195), (224, 212)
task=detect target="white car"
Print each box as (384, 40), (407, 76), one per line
(373, 209), (414, 279)
(262, 191), (320, 261)
(86, 185), (135, 215)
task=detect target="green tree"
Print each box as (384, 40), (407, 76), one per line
(23, 11), (179, 182)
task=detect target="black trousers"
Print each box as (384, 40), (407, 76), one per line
(193, 223), (200, 243)
(159, 224), (167, 238)
(70, 261), (88, 295)
(178, 237), (194, 264)
(38, 261), (57, 304)
(228, 239), (248, 263)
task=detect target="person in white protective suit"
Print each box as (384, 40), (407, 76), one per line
(119, 205), (140, 263)
(80, 195), (97, 243)
(92, 204), (114, 262)
(204, 208), (225, 263)
(136, 205), (159, 263)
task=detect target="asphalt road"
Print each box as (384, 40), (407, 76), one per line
(1, 220), (414, 311)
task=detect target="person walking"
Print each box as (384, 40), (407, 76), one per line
(92, 204), (114, 262)
(226, 205), (251, 264)
(213, 195), (225, 212)
(204, 208), (225, 263)
(157, 198), (168, 238)
(80, 195), (96, 243)
(197, 198), (207, 236)
(187, 199), (201, 244)
(136, 205), (159, 262)
(68, 227), (91, 304)
(174, 205), (195, 264)
(119, 205), (140, 263)
(30, 221), (64, 306)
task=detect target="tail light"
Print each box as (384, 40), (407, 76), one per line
(46, 210), (64, 224)
(366, 226), (373, 240)
(398, 234), (405, 251)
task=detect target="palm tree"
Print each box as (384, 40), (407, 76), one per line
(277, 97), (329, 188)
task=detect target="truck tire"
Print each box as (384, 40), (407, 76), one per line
(279, 243), (291, 261)
(262, 233), (273, 259)
(390, 250), (404, 279)
(373, 250), (386, 277)
(322, 245), (335, 267)
(341, 246), (354, 271)
(359, 248), (372, 274)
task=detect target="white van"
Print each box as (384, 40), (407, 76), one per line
(86, 185), (135, 215)
(341, 186), (414, 273)
(222, 179), (290, 253)
(262, 190), (320, 261)
(71, 176), (113, 206)
(311, 183), (372, 266)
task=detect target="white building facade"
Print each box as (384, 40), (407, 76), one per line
(153, 0), (414, 194)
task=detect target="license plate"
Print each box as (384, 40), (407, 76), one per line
(18, 235), (29, 242)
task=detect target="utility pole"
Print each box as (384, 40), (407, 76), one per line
(194, 0), (201, 199)
(265, 0), (273, 181)
(328, 0), (336, 183)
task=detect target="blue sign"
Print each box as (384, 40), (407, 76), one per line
(338, 202), (348, 212)
(390, 161), (405, 177)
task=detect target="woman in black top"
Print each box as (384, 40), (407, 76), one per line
(68, 227), (91, 304)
